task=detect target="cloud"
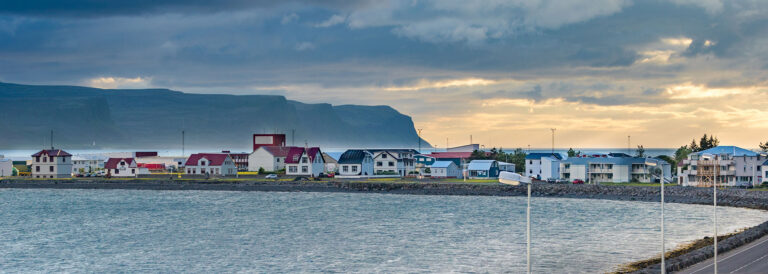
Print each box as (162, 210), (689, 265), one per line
(294, 42), (315, 51)
(281, 13), (299, 24)
(384, 77), (499, 91)
(314, 14), (346, 27)
(85, 77), (152, 89)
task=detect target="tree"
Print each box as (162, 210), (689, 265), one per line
(567, 148), (580, 157)
(674, 145), (692, 163)
(258, 167), (265, 174)
(760, 142), (768, 152)
(509, 148), (527, 173)
(635, 145), (645, 157)
(708, 135), (719, 148)
(689, 139), (699, 152)
(470, 149), (488, 160)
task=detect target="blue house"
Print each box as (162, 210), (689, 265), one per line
(467, 160), (500, 179)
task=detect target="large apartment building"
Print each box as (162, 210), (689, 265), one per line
(678, 146), (765, 187)
(560, 156), (671, 183)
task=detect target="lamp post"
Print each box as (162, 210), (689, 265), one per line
(645, 160), (667, 274)
(499, 171), (532, 274)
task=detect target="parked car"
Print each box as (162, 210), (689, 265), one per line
(572, 179), (585, 184)
(556, 179), (570, 184)
(265, 174), (278, 179)
(546, 178), (557, 184)
(326, 173), (335, 178)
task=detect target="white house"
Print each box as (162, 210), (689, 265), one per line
(31, 149), (73, 178)
(369, 149), (419, 176)
(72, 155), (107, 175)
(525, 153), (563, 180)
(184, 153), (238, 176)
(0, 157), (12, 177)
(430, 161), (461, 178)
(248, 146), (292, 172)
(678, 146), (765, 187)
(337, 150), (374, 177)
(285, 147), (325, 177)
(105, 158), (147, 177)
(762, 160), (768, 184)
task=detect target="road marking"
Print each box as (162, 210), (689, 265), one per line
(729, 253), (768, 273)
(686, 235), (768, 274)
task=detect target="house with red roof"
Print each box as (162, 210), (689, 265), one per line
(184, 153), (237, 176)
(31, 149), (73, 178)
(248, 146), (293, 172)
(284, 147), (325, 177)
(105, 158), (149, 177)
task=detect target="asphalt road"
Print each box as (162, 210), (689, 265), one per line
(678, 234), (768, 274)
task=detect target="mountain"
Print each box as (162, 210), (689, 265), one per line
(0, 82), (430, 150)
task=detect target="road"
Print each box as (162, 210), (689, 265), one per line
(678, 234), (768, 273)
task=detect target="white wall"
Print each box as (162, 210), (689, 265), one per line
(248, 148), (282, 172)
(31, 155), (73, 178)
(0, 160), (12, 177)
(541, 158), (559, 180)
(526, 159), (542, 178)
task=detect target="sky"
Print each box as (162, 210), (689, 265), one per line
(1, 0), (767, 149)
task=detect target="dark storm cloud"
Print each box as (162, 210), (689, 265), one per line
(0, 1), (370, 17)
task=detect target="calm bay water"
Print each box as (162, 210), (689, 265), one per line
(1, 189), (766, 273)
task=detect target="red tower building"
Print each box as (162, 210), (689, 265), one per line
(252, 134), (287, 152)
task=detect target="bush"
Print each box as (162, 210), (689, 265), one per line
(258, 167), (265, 174)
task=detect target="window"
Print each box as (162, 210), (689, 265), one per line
(43, 157), (47, 163)
(377, 162), (383, 166)
(36, 166), (40, 172)
(352, 166), (358, 172)
(49, 157), (53, 162)
(302, 166), (308, 173)
(215, 168), (219, 174)
(49, 166), (54, 172)
(302, 157), (308, 163)
(529, 160), (532, 164)
(36, 156), (40, 162)
(131, 169), (135, 174)
(289, 166), (297, 173)
(62, 157), (66, 163)
(382, 154), (387, 159)
(276, 158), (280, 163)
(343, 166), (349, 172)
(120, 161), (125, 166)
(187, 168), (191, 173)
(201, 161), (206, 166)
(388, 162), (394, 167)
(115, 169), (119, 174)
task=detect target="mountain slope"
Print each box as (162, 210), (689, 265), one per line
(0, 82), (430, 150)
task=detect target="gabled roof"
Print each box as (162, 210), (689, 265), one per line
(338, 150), (371, 164)
(525, 153), (563, 160)
(468, 160), (497, 170)
(32, 149), (72, 157)
(763, 160), (768, 166)
(367, 149), (419, 154)
(284, 147), (322, 164)
(322, 153), (338, 164)
(258, 146), (293, 157)
(185, 153), (231, 166)
(430, 161), (456, 168)
(105, 158), (136, 169)
(696, 146), (758, 157)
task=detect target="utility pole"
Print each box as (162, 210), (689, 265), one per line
(470, 135), (473, 145)
(628, 135), (631, 155)
(550, 128), (556, 156)
(417, 128), (422, 153)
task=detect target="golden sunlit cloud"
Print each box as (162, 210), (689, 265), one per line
(384, 77), (499, 91)
(665, 83), (755, 99)
(661, 37), (693, 47)
(86, 76), (152, 89)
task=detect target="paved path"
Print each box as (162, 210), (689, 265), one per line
(678, 234), (768, 273)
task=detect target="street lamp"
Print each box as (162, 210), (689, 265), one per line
(499, 171), (533, 274)
(646, 159), (671, 274)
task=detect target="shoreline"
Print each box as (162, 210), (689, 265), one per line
(3, 178), (768, 272)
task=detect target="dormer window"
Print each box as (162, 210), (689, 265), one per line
(382, 154), (387, 159)
(201, 160), (207, 166)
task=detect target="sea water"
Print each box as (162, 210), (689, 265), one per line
(1, 189), (765, 273)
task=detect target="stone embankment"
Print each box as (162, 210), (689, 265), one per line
(2, 179), (767, 273)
